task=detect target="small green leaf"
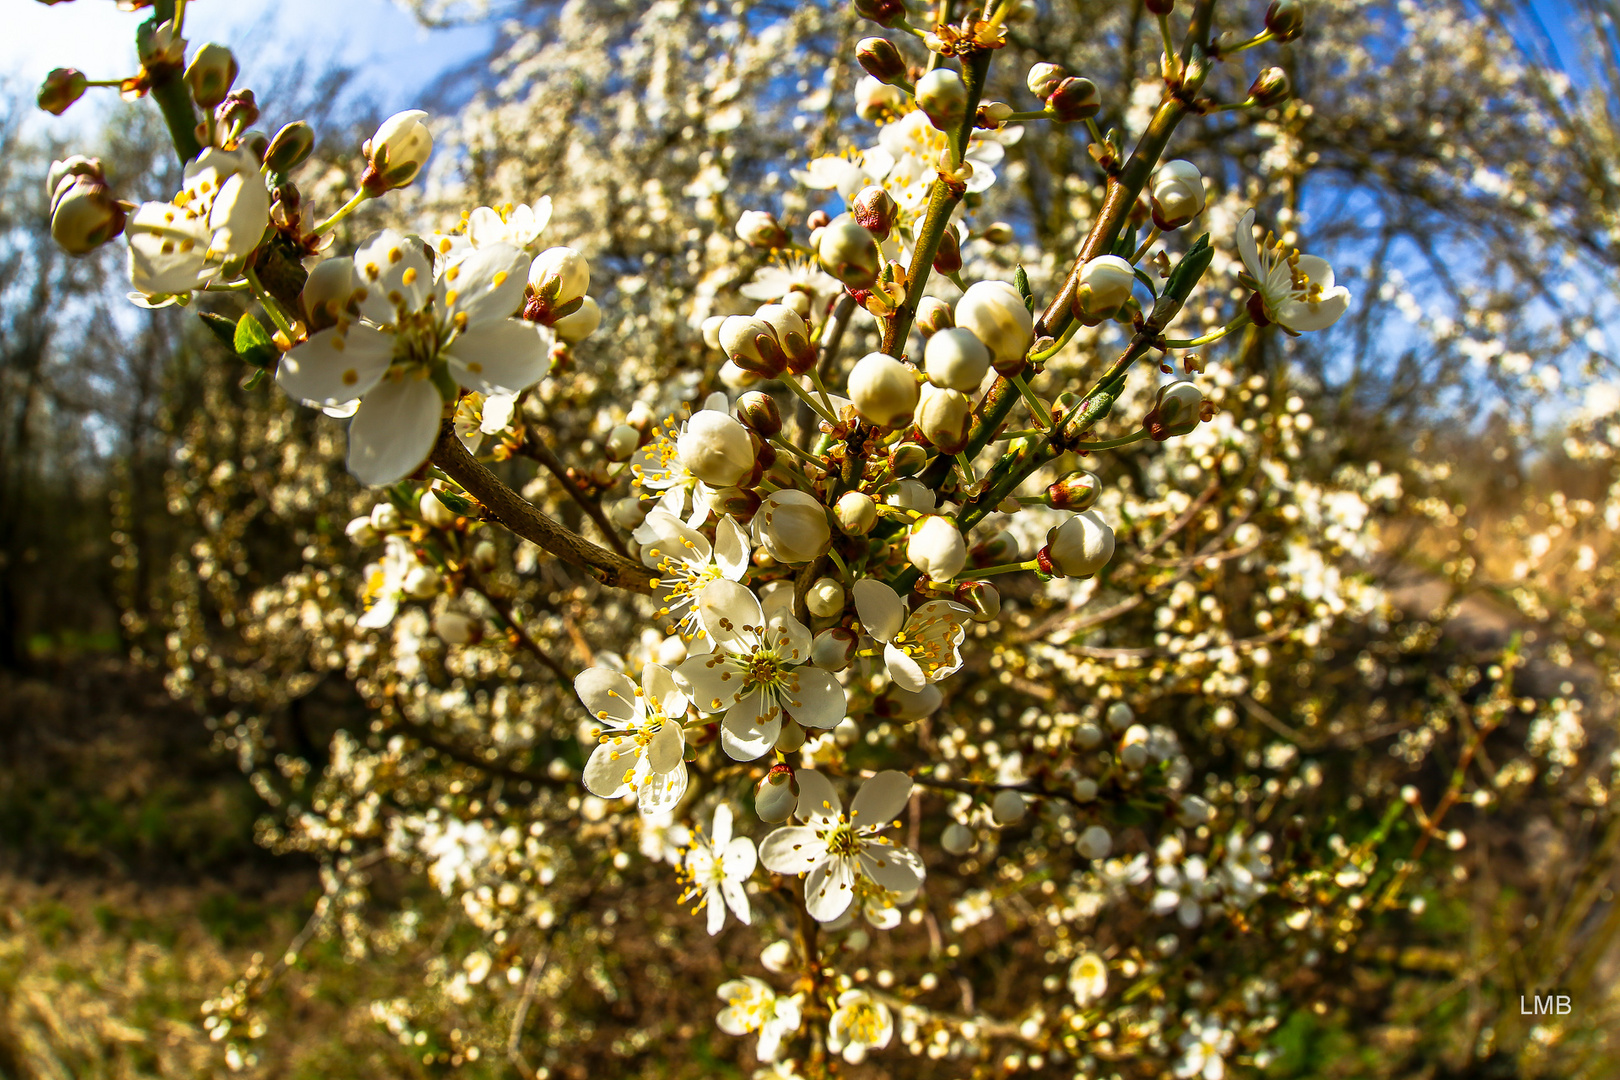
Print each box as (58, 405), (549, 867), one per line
(1014, 264), (1033, 312)
(240, 368), (266, 390)
(432, 489), (476, 516)
(233, 313), (279, 370)
(197, 311), (238, 350)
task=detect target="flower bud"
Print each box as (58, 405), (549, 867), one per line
(908, 515), (966, 582)
(1176, 794), (1213, 827)
(720, 361), (759, 391)
(264, 121), (315, 174)
(981, 221), (1014, 244)
(955, 281), (1033, 373)
(526, 246), (590, 309)
(472, 540), (497, 572)
(781, 290), (813, 320)
(1075, 723), (1104, 749)
(756, 303), (816, 374)
(371, 502), (401, 531)
(1073, 777), (1098, 802)
(1150, 159), (1206, 230)
(611, 496), (648, 531)
(992, 789), (1027, 825)
(917, 384), (972, 454)
(1047, 77), (1100, 122)
(419, 490), (459, 528)
(816, 213), (882, 289)
(1265, 1), (1305, 42)
(37, 68), (87, 116)
(855, 75), (907, 122)
(941, 821), (975, 855)
(852, 185), (900, 241)
(970, 529), (1019, 565)
(185, 43), (238, 109)
(1075, 255), (1136, 321)
(1120, 724), (1150, 770)
(1046, 471), (1101, 511)
(834, 490), (878, 536)
(736, 209), (789, 249)
(361, 109), (433, 194)
(605, 424), (641, 462)
(1077, 824), (1112, 860)
(345, 516), (378, 546)
(915, 68), (968, 131)
(916, 296), (954, 337)
(1105, 701), (1135, 731)
(756, 764), (799, 823)
(924, 327), (990, 392)
(889, 443), (929, 477)
(701, 315), (727, 350)
(678, 410), (756, 487)
(1039, 510), (1115, 578)
(216, 89), (259, 134)
(932, 223), (963, 274)
(719, 315), (787, 378)
(752, 489), (831, 564)
(136, 19), (186, 72)
(711, 486), (762, 520)
(736, 391), (783, 437)
(812, 626), (860, 671)
(955, 580), (1000, 622)
(1248, 66), (1292, 107)
(301, 258), (358, 332)
(1145, 380), (1204, 439)
(852, 0), (908, 28)
(856, 37), (908, 85)
(848, 352), (919, 428)
(807, 577), (847, 618)
(49, 167), (125, 256)
(242, 130), (270, 163)
(403, 562), (441, 599)
(433, 611), (478, 645)
(775, 717), (807, 753)
(1026, 62), (1066, 101)
(554, 295), (602, 344)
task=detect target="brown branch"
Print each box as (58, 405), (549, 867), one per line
(431, 420), (655, 594)
(516, 427), (632, 559)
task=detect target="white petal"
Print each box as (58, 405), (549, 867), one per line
(444, 319), (550, 396)
(1274, 287), (1350, 333)
(276, 325), (392, 406)
(714, 515), (750, 579)
(721, 877), (752, 925)
(346, 375), (442, 486)
(759, 826), (824, 874)
(438, 241), (528, 327)
(352, 229), (432, 324)
(706, 885), (727, 935)
(677, 653), (748, 714)
(795, 769), (842, 822)
(573, 667), (641, 726)
(640, 510), (713, 570)
(805, 856), (856, 922)
(711, 801), (734, 850)
(857, 843), (924, 893)
(783, 666), (846, 730)
(582, 739), (634, 799)
(643, 662), (688, 719)
(1292, 254), (1336, 292)
(852, 578), (905, 643)
(645, 719), (684, 775)
(722, 836), (757, 880)
(1236, 209), (1261, 281)
(850, 770), (912, 825)
(126, 201), (212, 295)
(637, 760), (688, 814)
(696, 579), (766, 654)
(884, 642), (928, 693)
(720, 689), (781, 760)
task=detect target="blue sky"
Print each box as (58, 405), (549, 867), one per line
(9, 0), (495, 134)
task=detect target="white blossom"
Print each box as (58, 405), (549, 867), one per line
(573, 663), (689, 815)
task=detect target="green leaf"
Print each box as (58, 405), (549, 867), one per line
(431, 489), (476, 516)
(232, 313), (279, 370)
(1131, 266), (1160, 299)
(197, 311), (238, 350)
(1014, 264), (1033, 312)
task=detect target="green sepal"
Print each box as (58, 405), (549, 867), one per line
(233, 312), (280, 370)
(1014, 264), (1034, 313)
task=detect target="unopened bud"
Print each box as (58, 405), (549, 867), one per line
(720, 315), (787, 378)
(526, 247), (591, 315)
(136, 19), (186, 72)
(834, 490), (877, 536)
(1026, 62), (1066, 101)
(37, 68), (87, 116)
(1046, 77), (1100, 122)
(992, 789), (1027, 824)
(1074, 255), (1136, 322)
(736, 209), (789, 249)
(49, 163), (125, 256)
(915, 67), (968, 131)
(812, 627), (860, 671)
(710, 486), (762, 520)
(1039, 510), (1115, 578)
(924, 327), (990, 392)
(1078, 824), (1112, 860)
(610, 496), (648, 531)
(554, 295), (602, 345)
(916, 384), (972, 454)
(853, 185), (900, 241)
(775, 717), (807, 753)
(757, 303), (817, 374)
(1145, 380), (1204, 439)
(816, 213), (882, 289)
(806, 209), (832, 231)
(185, 43), (238, 109)
(1248, 66), (1292, 107)
(955, 580), (1000, 622)
(361, 109), (433, 194)
(241, 130), (270, 163)
(264, 121), (315, 174)
(1073, 777), (1098, 802)
(1106, 701), (1135, 731)
(916, 296), (954, 337)
(942, 821), (975, 855)
(736, 391), (783, 437)
(932, 224), (963, 275)
(755, 764), (798, 822)
(472, 540), (497, 572)
(1265, 1), (1305, 42)
(855, 76), (906, 122)
(345, 516), (378, 546)
(433, 611), (479, 645)
(216, 89), (258, 135)
(1047, 471), (1102, 511)
(419, 490), (459, 529)
(605, 424), (641, 462)
(971, 530), (1020, 565)
(889, 442), (929, 477)
(1150, 159), (1206, 230)
(856, 37), (908, 85)
(852, 0), (909, 29)
(981, 221), (1014, 244)
(807, 577), (846, 618)
(847, 351), (919, 428)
